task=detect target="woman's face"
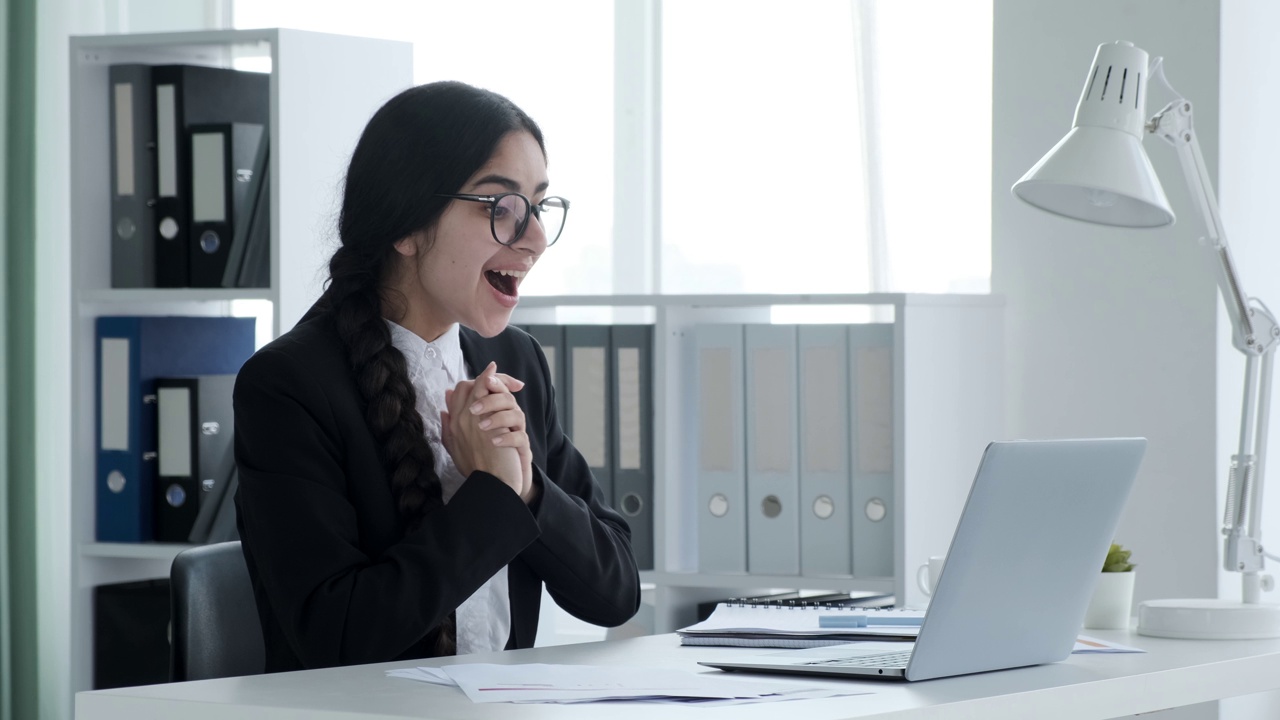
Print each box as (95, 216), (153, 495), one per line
(391, 130), (550, 341)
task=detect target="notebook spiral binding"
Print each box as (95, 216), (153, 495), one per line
(725, 593), (899, 610)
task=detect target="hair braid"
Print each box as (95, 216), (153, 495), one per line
(322, 256), (457, 656)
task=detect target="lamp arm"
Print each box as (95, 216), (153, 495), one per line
(1150, 98), (1280, 591)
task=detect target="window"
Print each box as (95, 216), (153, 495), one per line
(867, 0), (992, 293)
(235, 0), (992, 297)
(661, 2), (868, 294)
(233, 0), (614, 296)
(662, 0), (991, 294)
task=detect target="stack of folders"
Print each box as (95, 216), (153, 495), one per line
(520, 324), (655, 570)
(686, 323), (895, 579)
(108, 63), (271, 289)
(96, 316), (255, 544)
(677, 602), (924, 648)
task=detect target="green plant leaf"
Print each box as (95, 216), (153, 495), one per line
(1102, 542), (1135, 572)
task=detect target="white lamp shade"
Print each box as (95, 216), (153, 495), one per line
(1013, 125), (1174, 228)
(1012, 41), (1176, 228)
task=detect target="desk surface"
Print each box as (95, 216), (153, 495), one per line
(76, 631), (1280, 720)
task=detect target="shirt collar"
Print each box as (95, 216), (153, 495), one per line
(385, 320), (463, 378)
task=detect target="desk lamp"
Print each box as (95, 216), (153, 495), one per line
(1012, 41), (1280, 639)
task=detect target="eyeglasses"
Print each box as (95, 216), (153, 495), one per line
(436, 192), (570, 247)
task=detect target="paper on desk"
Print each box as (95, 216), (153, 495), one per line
(1073, 635), (1146, 654)
(386, 663), (872, 705)
(387, 667), (453, 686)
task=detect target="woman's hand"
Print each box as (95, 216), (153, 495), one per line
(441, 362), (534, 501)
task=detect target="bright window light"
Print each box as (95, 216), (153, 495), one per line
(235, 0), (992, 297)
(234, 0), (614, 297)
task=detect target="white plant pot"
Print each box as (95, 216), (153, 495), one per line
(1083, 571), (1136, 630)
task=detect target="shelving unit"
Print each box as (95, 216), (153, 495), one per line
(512, 293), (1005, 632)
(65, 28), (413, 697)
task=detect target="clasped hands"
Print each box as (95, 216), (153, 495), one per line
(441, 361), (537, 503)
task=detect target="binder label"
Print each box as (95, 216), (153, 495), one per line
(802, 346), (844, 473)
(855, 346), (893, 473)
(191, 131), (227, 223)
(113, 83), (135, 196)
(157, 387), (193, 477)
(100, 338), (130, 451)
(698, 347), (734, 472)
(571, 346), (607, 467)
(750, 346), (792, 473)
(617, 347), (642, 471)
(156, 85), (177, 197)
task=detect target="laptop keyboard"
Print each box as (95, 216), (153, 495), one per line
(803, 650), (913, 669)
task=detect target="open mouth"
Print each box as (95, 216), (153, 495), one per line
(485, 269), (524, 297)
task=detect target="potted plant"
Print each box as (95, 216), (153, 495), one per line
(1083, 543), (1136, 629)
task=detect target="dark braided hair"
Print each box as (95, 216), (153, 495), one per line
(306, 81), (545, 655)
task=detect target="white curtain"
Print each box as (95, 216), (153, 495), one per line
(853, 0), (993, 294)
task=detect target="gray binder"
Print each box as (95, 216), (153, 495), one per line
(744, 324), (800, 576)
(798, 325), (853, 577)
(564, 326), (613, 508)
(849, 323), (895, 578)
(108, 64), (156, 288)
(688, 324), (747, 574)
(609, 325), (654, 570)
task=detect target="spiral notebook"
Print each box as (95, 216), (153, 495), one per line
(678, 603), (924, 648)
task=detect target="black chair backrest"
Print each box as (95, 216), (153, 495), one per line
(170, 541), (264, 681)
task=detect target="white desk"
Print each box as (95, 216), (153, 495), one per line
(76, 631), (1280, 720)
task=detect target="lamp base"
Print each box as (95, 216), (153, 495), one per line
(1136, 598), (1280, 639)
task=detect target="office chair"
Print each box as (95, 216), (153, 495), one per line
(169, 541), (265, 681)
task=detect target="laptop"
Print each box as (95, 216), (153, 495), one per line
(699, 437), (1146, 682)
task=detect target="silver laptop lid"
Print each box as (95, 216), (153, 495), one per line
(905, 437), (1145, 680)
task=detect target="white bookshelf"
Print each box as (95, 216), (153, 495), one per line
(65, 28), (413, 697)
(512, 293), (1005, 632)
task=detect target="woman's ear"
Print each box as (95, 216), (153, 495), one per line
(393, 231), (421, 257)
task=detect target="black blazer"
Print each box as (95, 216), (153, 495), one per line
(232, 312), (640, 672)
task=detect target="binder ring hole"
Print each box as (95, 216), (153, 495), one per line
(116, 217), (136, 240)
(813, 495), (835, 520)
(708, 493), (730, 518)
(762, 495), (783, 519)
(165, 483), (188, 508)
(199, 230), (221, 254)
(865, 497), (887, 522)
(159, 217), (179, 240)
(107, 471), (127, 494)
(621, 492), (643, 517)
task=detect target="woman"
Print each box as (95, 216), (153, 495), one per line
(232, 81), (640, 672)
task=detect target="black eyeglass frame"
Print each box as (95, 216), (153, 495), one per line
(436, 192), (570, 247)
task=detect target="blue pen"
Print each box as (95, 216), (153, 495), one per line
(818, 614), (923, 629)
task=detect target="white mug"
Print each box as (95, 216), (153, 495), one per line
(916, 555), (946, 597)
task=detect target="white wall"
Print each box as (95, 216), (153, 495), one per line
(993, 0), (1221, 716)
(994, 0), (1220, 610)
